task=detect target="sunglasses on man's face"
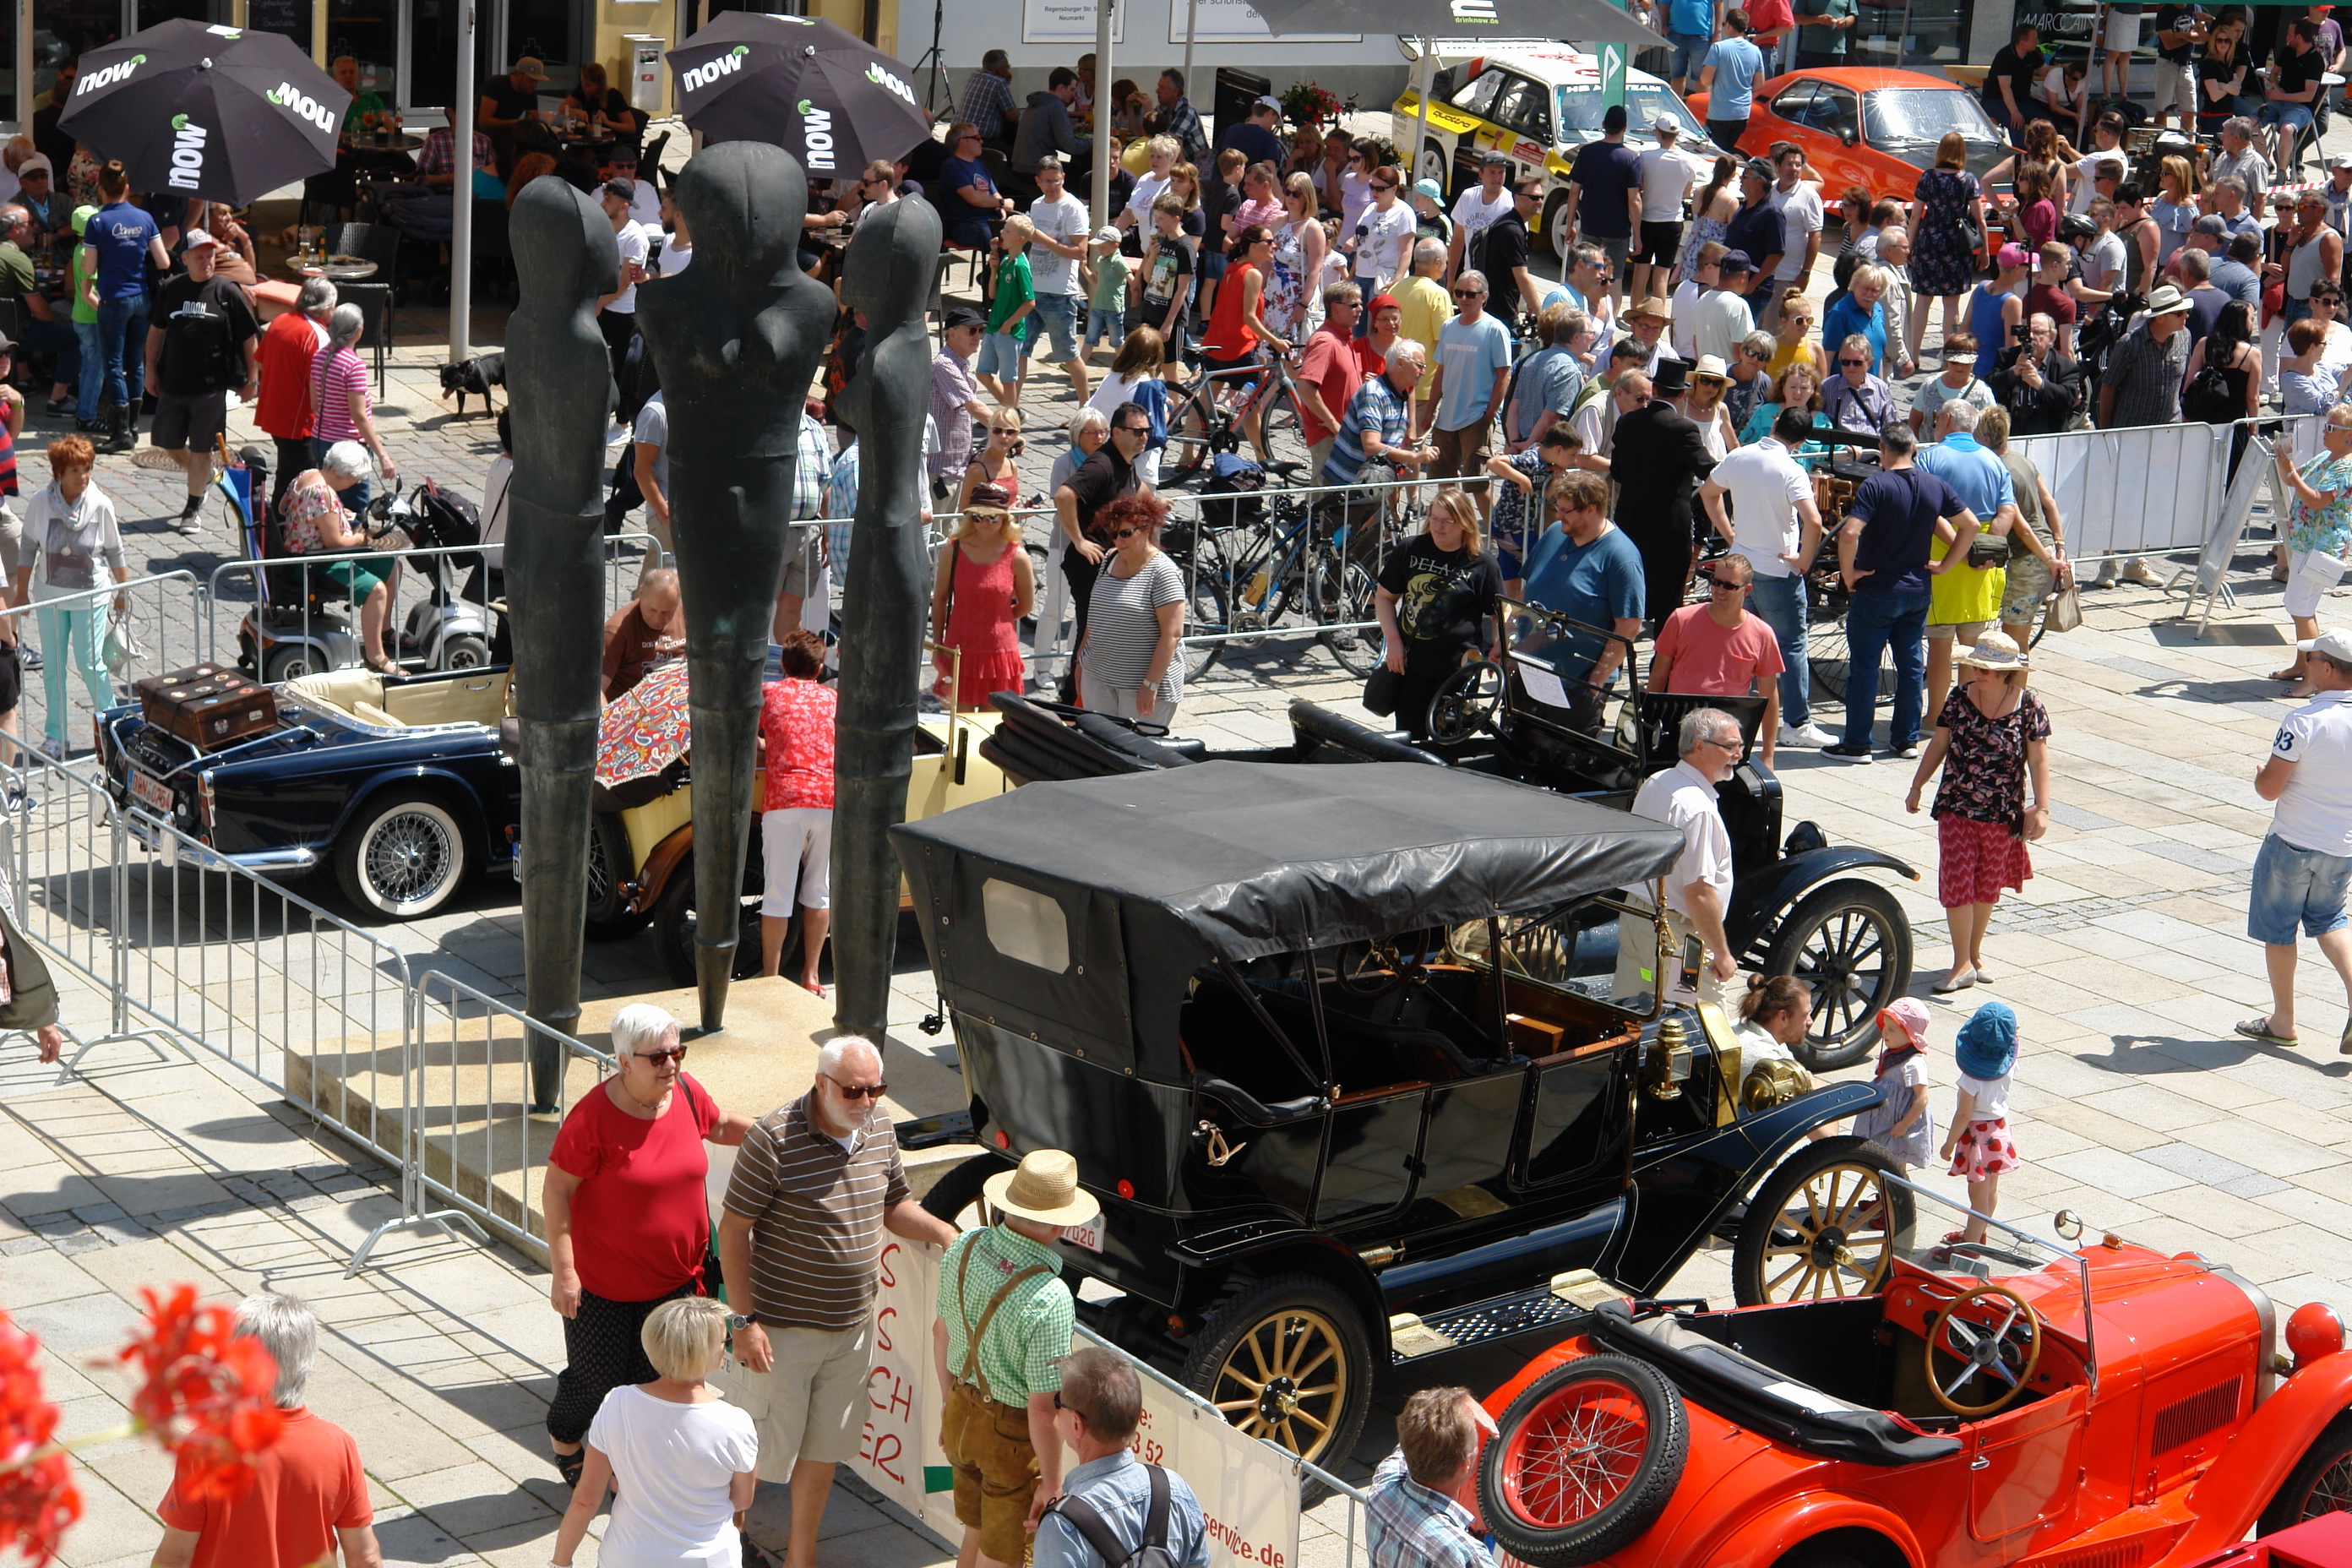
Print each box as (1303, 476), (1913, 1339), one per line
(1452, 287), (1483, 299)
(1117, 422), (1149, 434)
(1840, 357), (1868, 368)
(825, 1073), (888, 1100)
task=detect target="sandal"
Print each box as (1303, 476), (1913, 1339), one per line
(364, 656), (399, 675)
(2273, 667), (2304, 681)
(2235, 1016), (2300, 1048)
(1931, 969), (1977, 994)
(554, 1447), (585, 1490)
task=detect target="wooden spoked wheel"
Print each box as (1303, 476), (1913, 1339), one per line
(1204, 1304), (1352, 1463)
(1753, 1159), (1897, 1302)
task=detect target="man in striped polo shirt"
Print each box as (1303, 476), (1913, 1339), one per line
(719, 1037), (956, 1568)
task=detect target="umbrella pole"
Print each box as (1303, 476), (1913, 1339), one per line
(1092, 0), (1116, 229)
(451, 0), (477, 362)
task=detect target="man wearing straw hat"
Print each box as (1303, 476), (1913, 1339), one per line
(934, 1148), (1100, 1568)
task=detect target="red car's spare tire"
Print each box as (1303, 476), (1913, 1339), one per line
(1478, 1353), (1687, 1567)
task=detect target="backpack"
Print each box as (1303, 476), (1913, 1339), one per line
(1045, 1463), (1180, 1568)
(2180, 351), (2240, 424)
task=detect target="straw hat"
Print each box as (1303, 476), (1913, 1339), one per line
(1628, 296), (1672, 324)
(1957, 629), (2030, 671)
(984, 1149), (1102, 1228)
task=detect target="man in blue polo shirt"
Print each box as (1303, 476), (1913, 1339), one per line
(1913, 399), (2019, 719)
(79, 162), (166, 454)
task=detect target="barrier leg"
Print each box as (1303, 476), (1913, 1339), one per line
(345, 1209), (494, 1277)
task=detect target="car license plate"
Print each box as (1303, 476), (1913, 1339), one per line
(1063, 1214), (1105, 1254)
(129, 768), (173, 816)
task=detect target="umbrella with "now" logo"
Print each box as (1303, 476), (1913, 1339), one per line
(667, 13), (932, 177)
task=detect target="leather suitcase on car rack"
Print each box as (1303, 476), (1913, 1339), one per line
(135, 664), (279, 751)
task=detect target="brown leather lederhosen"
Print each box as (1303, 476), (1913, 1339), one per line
(940, 1235), (1051, 1467)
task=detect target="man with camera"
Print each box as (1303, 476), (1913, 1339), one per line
(1989, 312), (2083, 436)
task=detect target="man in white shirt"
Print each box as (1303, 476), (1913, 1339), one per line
(1701, 404), (1834, 749)
(2246, 627), (2352, 1052)
(1026, 156), (1093, 399)
(596, 177), (650, 398)
(1632, 112), (1709, 304)
(1446, 153), (1513, 285)
(1763, 143), (1823, 329)
(1615, 706), (1743, 1004)
(1693, 251), (1760, 367)
(1669, 240), (1718, 360)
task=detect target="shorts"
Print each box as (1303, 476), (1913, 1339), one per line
(2105, 10), (2141, 51)
(780, 520), (824, 600)
(720, 1316), (871, 1480)
(0, 637), (21, 716)
(1200, 249), (1230, 285)
(1591, 233), (1632, 281)
(1430, 421), (1492, 480)
(1667, 28), (1712, 79)
(1936, 812), (2032, 908)
(326, 553), (396, 602)
(760, 805), (833, 914)
(1999, 553), (2054, 624)
(2249, 830), (2352, 945)
(1033, 294), (1082, 364)
(940, 1380), (1039, 1567)
(1634, 220), (1684, 268)
(150, 389), (226, 452)
(1948, 1117), (2019, 1180)
(2260, 101), (2316, 134)
(2151, 58), (2197, 115)
(1925, 617), (1991, 641)
(1085, 305), (1126, 349)
(2286, 548), (2343, 618)
(976, 329), (1032, 378)
(1201, 346), (1264, 390)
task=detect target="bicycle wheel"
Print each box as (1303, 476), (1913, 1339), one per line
(1314, 547), (1383, 677)
(1806, 617), (1894, 707)
(1259, 382), (1307, 465)
(1183, 558), (1230, 681)
(1163, 393), (1217, 482)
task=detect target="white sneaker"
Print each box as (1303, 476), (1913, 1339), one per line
(1779, 721), (1838, 749)
(2121, 558), (2164, 586)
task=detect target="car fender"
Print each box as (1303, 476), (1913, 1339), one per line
(1691, 1491), (1925, 1568)
(631, 822), (694, 914)
(1726, 847), (1919, 956)
(2171, 1348), (2352, 1563)
(1190, 1233), (1391, 1355)
(334, 765), (496, 861)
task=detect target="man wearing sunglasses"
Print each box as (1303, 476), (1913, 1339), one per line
(721, 1036), (958, 1568)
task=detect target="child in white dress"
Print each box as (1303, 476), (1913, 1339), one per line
(1941, 999), (2021, 1245)
(1853, 996), (1936, 1173)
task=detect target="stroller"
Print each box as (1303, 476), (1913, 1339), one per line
(376, 481), (498, 671)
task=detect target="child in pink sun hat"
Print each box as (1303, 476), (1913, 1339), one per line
(1852, 997), (1936, 1173)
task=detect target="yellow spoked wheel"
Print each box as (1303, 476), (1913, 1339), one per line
(1182, 1274), (1370, 1478)
(1733, 1136), (1909, 1306)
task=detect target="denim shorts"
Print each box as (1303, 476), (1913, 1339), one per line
(1667, 29), (1712, 80)
(1033, 294), (1082, 364)
(1085, 304), (1125, 349)
(2249, 831), (2352, 945)
(976, 329), (1032, 378)
(2261, 101), (2316, 133)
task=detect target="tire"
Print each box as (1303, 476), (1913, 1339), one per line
(1179, 1273), (1372, 1479)
(651, 852), (767, 986)
(1182, 560), (1228, 681)
(1418, 138), (1451, 193)
(263, 643), (324, 684)
(584, 814), (648, 939)
(438, 632), (491, 670)
(333, 789), (472, 920)
(920, 1151), (1008, 1228)
(1314, 553), (1383, 677)
(1478, 1353), (1688, 1567)
(1540, 189), (1574, 262)
(1163, 393), (1216, 482)
(1259, 383), (1304, 452)
(1805, 616), (1894, 707)
(1732, 1135), (1912, 1307)
(1762, 879), (1913, 1071)
(2261, 1410), (2352, 1534)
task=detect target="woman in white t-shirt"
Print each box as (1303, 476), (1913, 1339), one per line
(551, 1297), (758, 1568)
(1734, 974), (1819, 1104)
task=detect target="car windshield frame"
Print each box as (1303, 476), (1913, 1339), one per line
(1861, 86), (2002, 149)
(1556, 79), (1709, 140)
(1879, 1172), (2099, 1393)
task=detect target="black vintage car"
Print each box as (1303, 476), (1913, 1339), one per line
(981, 598), (1920, 1071)
(895, 763), (1902, 1473)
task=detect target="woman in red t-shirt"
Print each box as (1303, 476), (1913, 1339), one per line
(759, 630), (839, 993)
(542, 1002), (752, 1489)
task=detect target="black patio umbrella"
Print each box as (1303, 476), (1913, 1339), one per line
(1243, 0), (1666, 43)
(667, 14), (933, 177)
(57, 19), (347, 208)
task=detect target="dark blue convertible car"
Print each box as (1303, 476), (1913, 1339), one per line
(95, 666), (521, 920)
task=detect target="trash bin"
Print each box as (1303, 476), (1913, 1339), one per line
(1215, 67), (1272, 137)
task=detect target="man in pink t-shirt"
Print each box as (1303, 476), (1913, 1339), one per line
(1649, 553), (1787, 764)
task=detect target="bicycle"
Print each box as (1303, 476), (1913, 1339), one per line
(1161, 348), (1309, 482)
(1176, 488), (1385, 679)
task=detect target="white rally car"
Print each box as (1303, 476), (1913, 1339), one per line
(1394, 44), (1723, 259)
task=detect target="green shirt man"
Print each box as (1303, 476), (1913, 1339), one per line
(1795, 0), (1859, 63)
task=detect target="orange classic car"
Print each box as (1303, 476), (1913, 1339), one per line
(1687, 68), (2012, 205)
(1473, 1178), (2352, 1568)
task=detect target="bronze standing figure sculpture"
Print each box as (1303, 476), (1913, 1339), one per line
(831, 196), (942, 1039)
(636, 142), (836, 1033)
(505, 176), (620, 1110)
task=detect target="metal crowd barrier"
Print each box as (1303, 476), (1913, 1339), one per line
(0, 570), (204, 765)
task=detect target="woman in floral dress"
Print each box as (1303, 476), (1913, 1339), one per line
(2272, 407), (2352, 692)
(1265, 172), (1326, 339)
(1907, 131), (1987, 357)
(1675, 157), (1737, 289)
(1903, 629), (2052, 994)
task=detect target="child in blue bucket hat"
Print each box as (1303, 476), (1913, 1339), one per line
(1941, 1000), (2020, 1245)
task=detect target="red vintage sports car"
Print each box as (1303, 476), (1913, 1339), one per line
(1686, 68), (2012, 205)
(1473, 1178), (2352, 1568)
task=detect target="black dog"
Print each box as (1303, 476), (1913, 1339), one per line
(438, 351), (506, 416)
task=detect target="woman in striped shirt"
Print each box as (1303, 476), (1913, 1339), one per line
(1076, 492), (1184, 722)
(308, 303), (395, 507)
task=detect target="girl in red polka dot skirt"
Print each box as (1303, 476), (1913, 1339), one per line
(1939, 999), (2019, 1245)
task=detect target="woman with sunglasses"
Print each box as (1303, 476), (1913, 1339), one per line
(1268, 172), (1329, 339)
(932, 480), (1034, 710)
(1077, 493), (1185, 721)
(543, 1002), (754, 1492)
(1348, 165), (1416, 316)
(957, 405), (1025, 514)
(1683, 354), (1740, 460)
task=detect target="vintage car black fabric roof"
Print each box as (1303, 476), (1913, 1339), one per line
(894, 760), (1685, 961)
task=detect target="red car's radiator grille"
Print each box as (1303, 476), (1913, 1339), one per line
(2153, 1376), (2245, 1452)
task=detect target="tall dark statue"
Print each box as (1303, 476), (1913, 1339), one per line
(506, 176), (619, 1110)
(832, 198), (942, 1038)
(636, 142), (836, 1033)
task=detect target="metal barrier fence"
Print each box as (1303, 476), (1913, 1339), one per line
(0, 570), (203, 769)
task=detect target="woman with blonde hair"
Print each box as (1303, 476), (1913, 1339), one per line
(1267, 172), (1329, 337)
(957, 404), (1023, 514)
(1374, 487), (1502, 739)
(1683, 355), (1739, 460)
(931, 481), (1034, 708)
(549, 1295), (757, 1568)
(2150, 155), (2200, 270)
(1767, 291), (1822, 378)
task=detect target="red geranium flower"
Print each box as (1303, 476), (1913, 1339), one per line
(0, 1315), (81, 1565)
(117, 1286), (285, 1502)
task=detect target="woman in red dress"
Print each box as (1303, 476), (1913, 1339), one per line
(930, 481), (1036, 707)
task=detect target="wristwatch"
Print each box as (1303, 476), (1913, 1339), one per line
(727, 1313), (756, 1332)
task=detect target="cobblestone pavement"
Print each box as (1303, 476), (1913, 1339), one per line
(17, 122), (2352, 1565)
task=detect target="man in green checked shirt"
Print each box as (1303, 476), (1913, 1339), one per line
(934, 1149), (1099, 1568)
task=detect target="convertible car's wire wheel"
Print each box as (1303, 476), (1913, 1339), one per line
(2262, 1411), (2352, 1535)
(1479, 1353), (1686, 1567)
(1181, 1274), (1370, 1485)
(334, 790), (471, 920)
(1764, 879), (1912, 1071)
(583, 814), (649, 940)
(1733, 1135), (1911, 1307)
